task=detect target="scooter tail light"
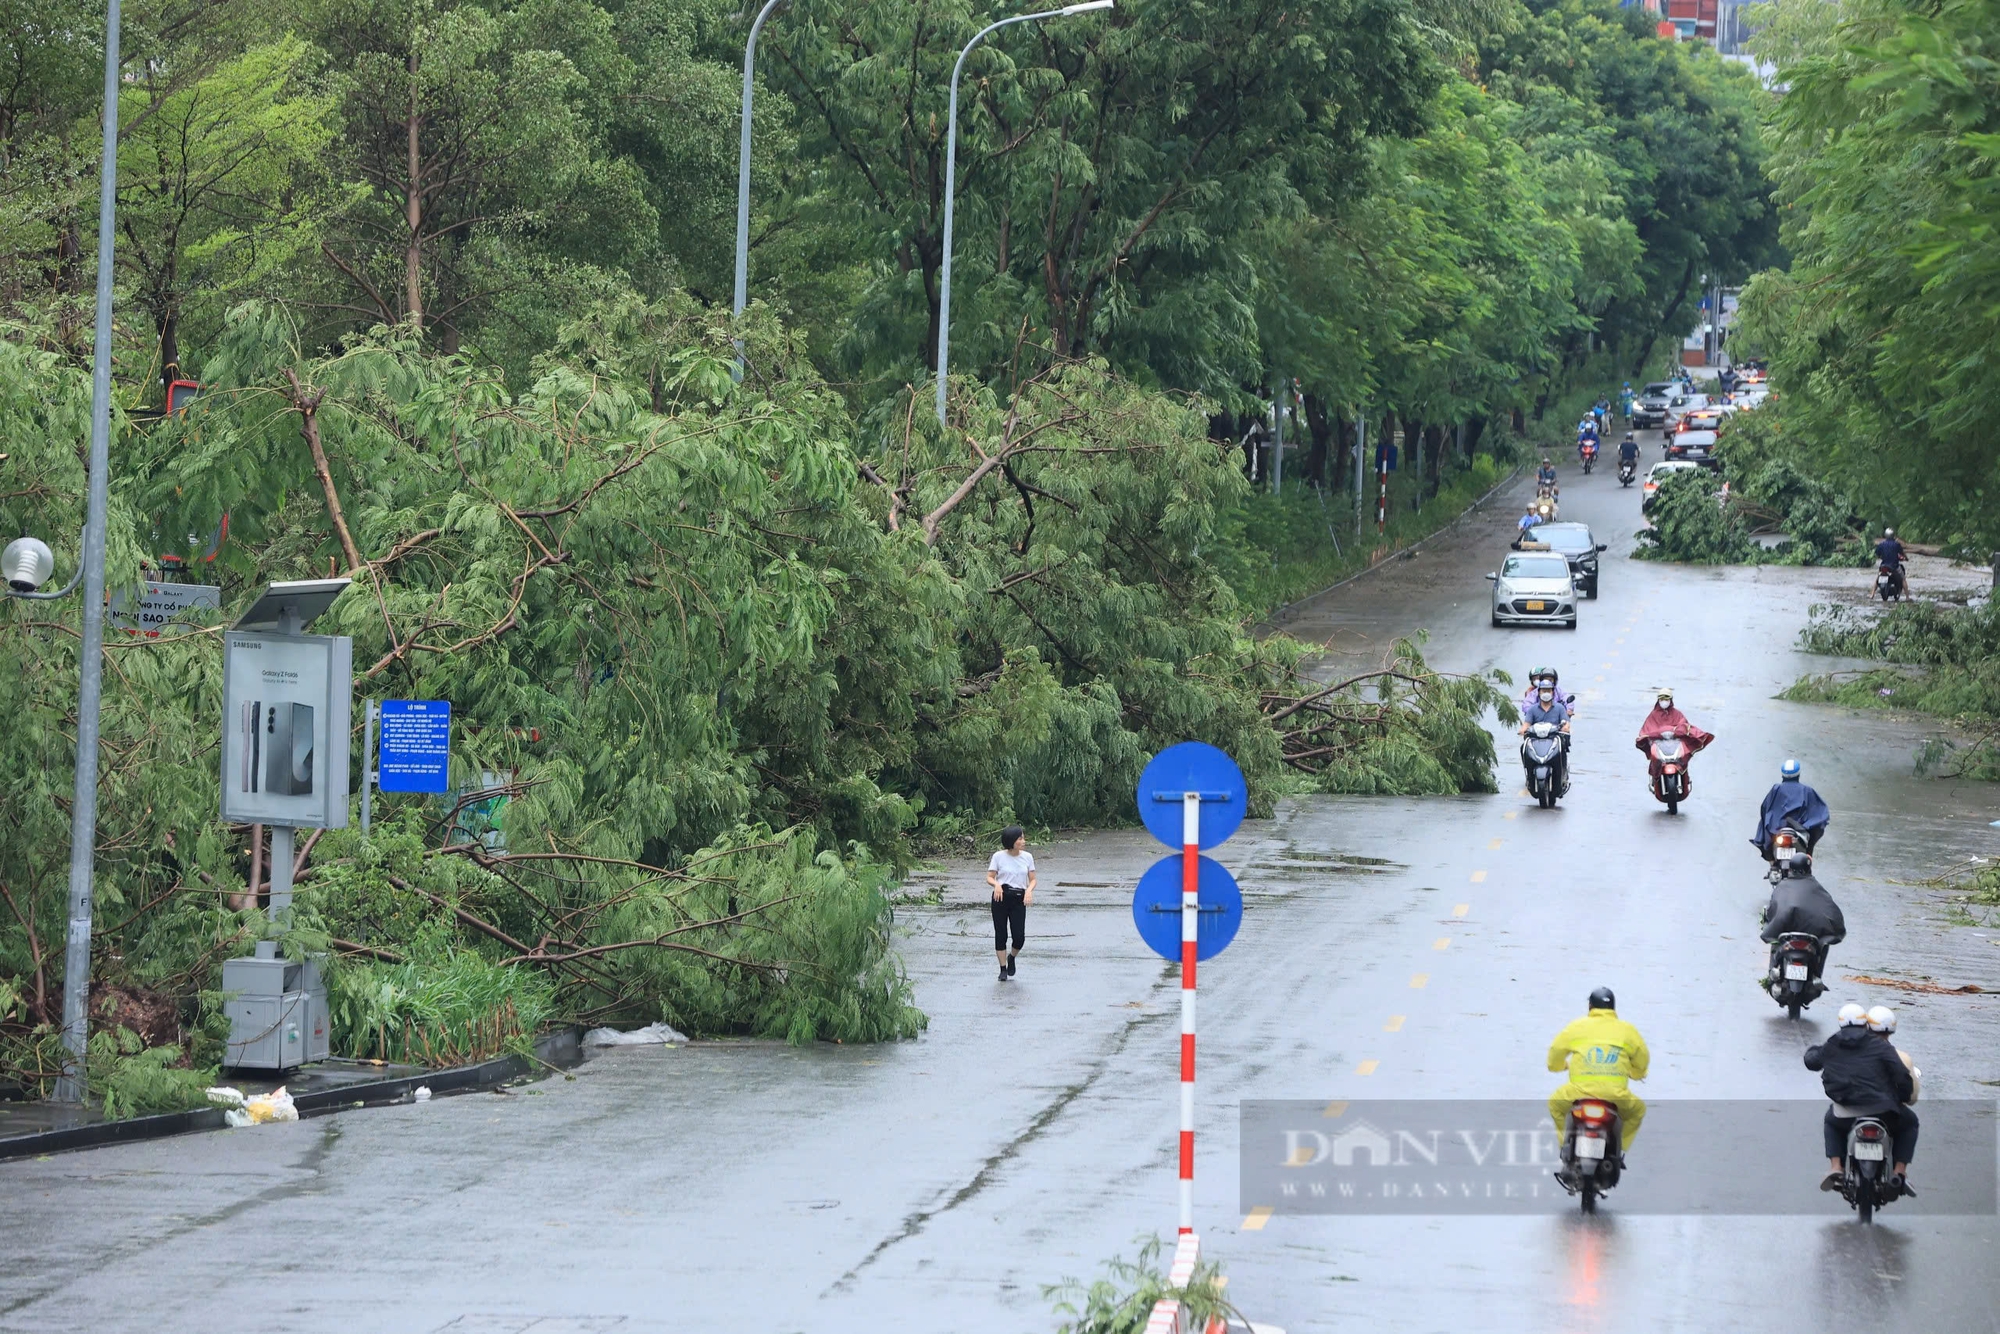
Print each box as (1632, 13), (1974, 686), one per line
(1857, 1124), (1885, 1141)
(1575, 1101), (1610, 1123)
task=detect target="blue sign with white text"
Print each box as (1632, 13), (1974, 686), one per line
(378, 700), (451, 794)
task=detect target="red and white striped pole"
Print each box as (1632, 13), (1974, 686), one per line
(1179, 790), (1199, 1235)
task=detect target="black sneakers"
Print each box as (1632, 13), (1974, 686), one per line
(1820, 1172), (1842, 1193)
(1006, 953), (1017, 977)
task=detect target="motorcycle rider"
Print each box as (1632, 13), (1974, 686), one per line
(1519, 682), (1572, 790)
(1751, 758), (1830, 861)
(1520, 666), (1577, 714)
(1617, 432), (1639, 468)
(1517, 502), (1544, 536)
(1576, 416), (1600, 453)
(1537, 457), (1559, 491)
(1548, 986), (1650, 1183)
(1806, 1003), (1918, 1195)
(1634, 688), (1713, 761)
(1875, 527), (1906, 568)
(1760, 853), (1846, 989)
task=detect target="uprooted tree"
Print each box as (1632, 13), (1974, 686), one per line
(0, 303), (1508, 1102)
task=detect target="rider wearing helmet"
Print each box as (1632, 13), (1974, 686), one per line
(1520, 666), (1577, 713)
(1753, 758), (1830, 861)
(1517, 502), (1543, 535)
(1537, 457), (1559, 490)
(1874, 528), (1906, 568)
(1617, 432), (1640, 466)
(1806, 1002), (1919, 1193)
(1548, 986), (1650, 1175)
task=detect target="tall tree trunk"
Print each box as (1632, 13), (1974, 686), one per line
(404, 51), (424, 331)
(1422, 423), (1444, 497)
(1512, 407), (1526, 435)
(1465, 415), (1488, 461)
(1302, 393), (1332, 486)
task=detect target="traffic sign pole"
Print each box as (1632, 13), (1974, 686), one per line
(1180, 790), (1198, 1235)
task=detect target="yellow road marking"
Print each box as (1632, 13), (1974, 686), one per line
(1594, 675), (1605, 683)
(1470, 870), (1487, 883)
(1243, 1207), (1274, 1230)
(1384, 1014), (1406, 1032)
(1487, 838), (1503, 849)
(1503, 810), (1518, 820)
(1356, 1059), (1379, 1075)
(1453, 904), (1469, 916)
(1433, 937), (1450, 950)
(1322, 1100), (1349, 1118)
(1410, 973), (1429, 989)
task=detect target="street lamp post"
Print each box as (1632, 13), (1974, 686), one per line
(732, 0), (790, 370)
(935, 1), (1114, 426)
(51, 0), (124, 1104)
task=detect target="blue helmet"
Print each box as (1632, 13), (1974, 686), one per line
(1781, 758), (1801, 780)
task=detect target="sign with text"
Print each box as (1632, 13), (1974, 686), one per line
(378, 700), (451, 794)
(109, 582), (220, 637)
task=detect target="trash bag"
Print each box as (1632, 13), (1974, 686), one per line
(583, 1020), (688, 1046)
(211, 1085), (298, 1127)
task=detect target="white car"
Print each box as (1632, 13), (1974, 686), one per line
(1642, 459), (1703, 512)
(1487, 551), (1577, 629)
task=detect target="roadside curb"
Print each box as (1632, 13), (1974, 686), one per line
(1259, 465), (1523, 630)
(0, 1026), (584, 1162)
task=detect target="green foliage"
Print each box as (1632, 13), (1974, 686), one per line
(1741, 0), (2000, 553)
(1713, 406), (1869, 565)
(87, 1028), (218, 1121)
(1788, 599), (2000, 778)
(327, 952), (555, 1065)
(1633, 469), (1750, 563)
(1046, 1237), (1238, 1334)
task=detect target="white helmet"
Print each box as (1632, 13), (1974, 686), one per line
(1866, 1005), (1896, 1033)
(1884, 528), (1895, 538)
(1836, 1002), (1868, 1028)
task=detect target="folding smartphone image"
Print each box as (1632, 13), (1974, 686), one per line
(242, 700), (262, 793)
(264, 703), (315, 796)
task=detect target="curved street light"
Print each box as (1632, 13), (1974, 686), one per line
(936, 1), (1115, 426)
(732, 0), (791, 373)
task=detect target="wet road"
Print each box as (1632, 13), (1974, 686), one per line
(6, 456), (2000, 1334)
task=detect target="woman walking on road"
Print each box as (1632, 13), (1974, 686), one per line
(987, 826), (1036, 981)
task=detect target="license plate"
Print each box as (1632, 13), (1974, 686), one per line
(1853, 1142), (1885, 1161)
(1525, 600), (1546, 611)
(1575, 1135), (1606, 1160)
(1785, 963), (1809, 980)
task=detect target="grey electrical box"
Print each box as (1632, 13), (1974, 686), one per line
(223, 952), (331, 1071)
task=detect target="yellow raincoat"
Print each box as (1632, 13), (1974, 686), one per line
(1546, 1007), (1650, 1147)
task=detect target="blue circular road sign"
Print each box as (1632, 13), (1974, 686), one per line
(1137, 742), (1248, 850)
(1131, 854), (1243, 963)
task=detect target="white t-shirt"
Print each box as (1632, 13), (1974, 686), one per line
(989, 849), (1036, 889)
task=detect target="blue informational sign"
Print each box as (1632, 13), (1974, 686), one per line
(1137, 742), (1248, 850)
(1131, 855), (1243, 962)
(378, 700), (451, 794)
(1376, 443), (1399, 473)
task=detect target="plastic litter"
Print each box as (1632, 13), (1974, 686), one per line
(413, 1085), (432, 1102)
(208, 1085), (298, 1127)
(583, 1020), (688, 1046)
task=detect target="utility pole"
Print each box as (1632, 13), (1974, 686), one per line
(1353, 412), (1365, 543)
(1270, 386), (1283, 497)
(52, 0), (124, 1105)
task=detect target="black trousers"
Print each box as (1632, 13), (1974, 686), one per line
(991, 889), (1026, 952)
(1824, 1106), (1919, 1164)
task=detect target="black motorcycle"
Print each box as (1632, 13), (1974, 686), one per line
(1838, 1117), (1900, 1224)
(1766, 931), (1825, 1020)
(1617, 459), (1636, 487)
(1522, 723), (1566, 809)
(1876, 561), (1906, 603)
(1557, 1097), (1623, 1214)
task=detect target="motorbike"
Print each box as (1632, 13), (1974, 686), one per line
(1557, 1098), (1623, 1215)
(1522, 722), (1566, 809)
(1579, 440), (1599, 474)
(1617, 458), (1636, 487)
(1646, 735), (1692, 814)
(1766, 931), (1826, 1020)
(1764, 824), (1814, 885)
(1534, 486), (1560, 523)
(1876, 561), (1906, 603)
(1838, 1117), (1900, 1224)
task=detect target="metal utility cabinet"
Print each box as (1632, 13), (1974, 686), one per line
(222, 952), (330, 1072)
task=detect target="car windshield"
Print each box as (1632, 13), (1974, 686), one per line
(1501, 555), (1569, 579)
(1534, 526), (1593, 553)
